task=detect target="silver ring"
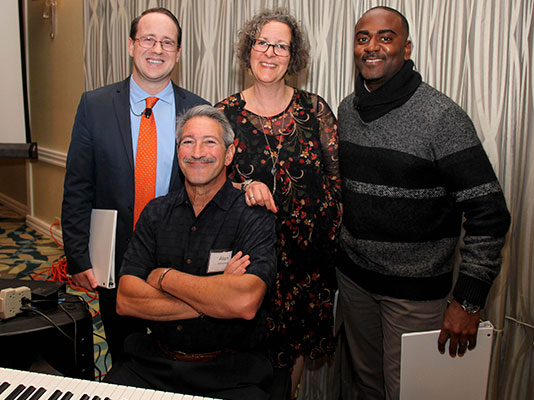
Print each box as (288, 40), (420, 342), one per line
(249, 194), (254, 199)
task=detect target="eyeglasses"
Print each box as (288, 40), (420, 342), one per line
(135, 36), (178, 52)
(252, 39), (291, 57)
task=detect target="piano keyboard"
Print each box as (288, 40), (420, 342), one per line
(0, 368), (221, 400)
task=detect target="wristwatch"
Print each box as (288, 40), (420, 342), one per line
(240, 179), (254, 192)
(458, 299), (481, 314)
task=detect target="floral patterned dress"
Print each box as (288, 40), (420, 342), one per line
(216, 89), (342, 367)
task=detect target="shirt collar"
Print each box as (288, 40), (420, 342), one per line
(177, 180), (238, 212)
(129, 76), (174, 106)
(210, 180), (238, 211)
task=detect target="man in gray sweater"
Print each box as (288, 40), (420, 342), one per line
(337, 6), (510, 399)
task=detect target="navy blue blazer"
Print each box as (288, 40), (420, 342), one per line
(61, 77), (209, 278)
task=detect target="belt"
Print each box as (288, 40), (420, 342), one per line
(156, 340), (235, 362)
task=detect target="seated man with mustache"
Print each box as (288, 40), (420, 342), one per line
(105, 105), (277, 400)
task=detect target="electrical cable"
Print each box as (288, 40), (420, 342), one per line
(104, 350), (112, 376)
(32, 222), (100, 316)
(29, 220), (112, 379)
(505, 315), (534, 330)
(59, 301), (79, 369)
(129, 102), (152, 118)
(21, 305), (74, 342)
(49, 220), (63, 248)
(93, 331), (107, 342)
(484, 316), (534, 335)
(93, 343), (103, 381)
(20, 297), (88, 377)
(91, 333), (110, 380)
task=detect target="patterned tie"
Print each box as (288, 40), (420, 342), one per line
(133, 96), (159, 228)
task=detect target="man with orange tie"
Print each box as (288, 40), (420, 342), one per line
(61, 7), (208, 363)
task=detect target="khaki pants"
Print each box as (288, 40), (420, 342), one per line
(336, 269), (448, 400)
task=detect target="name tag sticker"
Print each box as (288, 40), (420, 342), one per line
(207, 250), (233, 274)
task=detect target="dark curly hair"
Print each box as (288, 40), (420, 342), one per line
(235, 8), (310, 76)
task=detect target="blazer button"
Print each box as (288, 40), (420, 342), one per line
(176, 324), (183, 332)
(186, 259), (192, 264)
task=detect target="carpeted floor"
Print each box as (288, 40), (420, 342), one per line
(0, 203), (110, 379)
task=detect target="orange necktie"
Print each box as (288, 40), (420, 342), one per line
(133, 96), (158, 228)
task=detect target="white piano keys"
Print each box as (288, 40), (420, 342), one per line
(90, 381), (120, 400)
(21, 371), (51, 399)
(13, 370), (46, 399)
(160, 390), (181, 400)
(0, 368), (219, 400)
(82, 380), (112, 399)
(0, 369), (33, 400)
(147, 389), (168, 400)
(56, 374), (94, 399)
(2, 371), (66, 400)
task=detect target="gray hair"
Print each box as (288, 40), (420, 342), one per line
(176, 105), (235, 147)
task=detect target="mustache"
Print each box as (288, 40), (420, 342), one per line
(182, 157), (216, 164)
(363, 52), (384, 60)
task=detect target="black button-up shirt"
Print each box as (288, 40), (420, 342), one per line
(121, 180), (276, 353)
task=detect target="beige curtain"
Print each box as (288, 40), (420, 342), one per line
(83, 1), (534, 398)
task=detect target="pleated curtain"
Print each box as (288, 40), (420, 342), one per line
(83, 1), (534, 399)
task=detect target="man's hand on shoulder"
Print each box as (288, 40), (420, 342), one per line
(437, 299), (480, 357)
(71, 269), (98, 291)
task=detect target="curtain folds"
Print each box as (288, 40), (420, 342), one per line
(83, 1), (534, 398)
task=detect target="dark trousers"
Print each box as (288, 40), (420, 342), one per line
(104, 333), (273, 400)
(268, 365), (292, 400)
(98, 287), (145, 363)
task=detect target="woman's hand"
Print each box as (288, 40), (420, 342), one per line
(224, 251), (250, 275)
(244, 181), (278, 213)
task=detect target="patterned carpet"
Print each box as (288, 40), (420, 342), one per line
(0, 203), (110, 379)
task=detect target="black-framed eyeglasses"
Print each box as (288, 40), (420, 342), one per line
(135, 36), (178, 52)
(252, 39), (291, 57)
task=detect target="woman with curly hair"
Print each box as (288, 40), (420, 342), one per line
(215, 8), (341, 399)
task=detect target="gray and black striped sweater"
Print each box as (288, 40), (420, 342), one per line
(338, 82), (510, 307)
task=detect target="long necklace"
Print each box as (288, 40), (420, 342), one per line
(259, 116), (283, 194)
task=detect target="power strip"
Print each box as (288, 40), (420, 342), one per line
(0, 286), (31, 319)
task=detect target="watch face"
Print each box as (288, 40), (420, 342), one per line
(460, 300), (480, 314)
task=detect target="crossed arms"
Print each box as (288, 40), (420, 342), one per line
(116, 252), (267, 321)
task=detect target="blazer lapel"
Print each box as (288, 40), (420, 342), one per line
(113, 78), (134, 170)
(169, 83), (184, 191)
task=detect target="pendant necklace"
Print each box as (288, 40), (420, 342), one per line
(260, 116), (283, 194)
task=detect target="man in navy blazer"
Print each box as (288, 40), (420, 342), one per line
(61, 7), (208, 362)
